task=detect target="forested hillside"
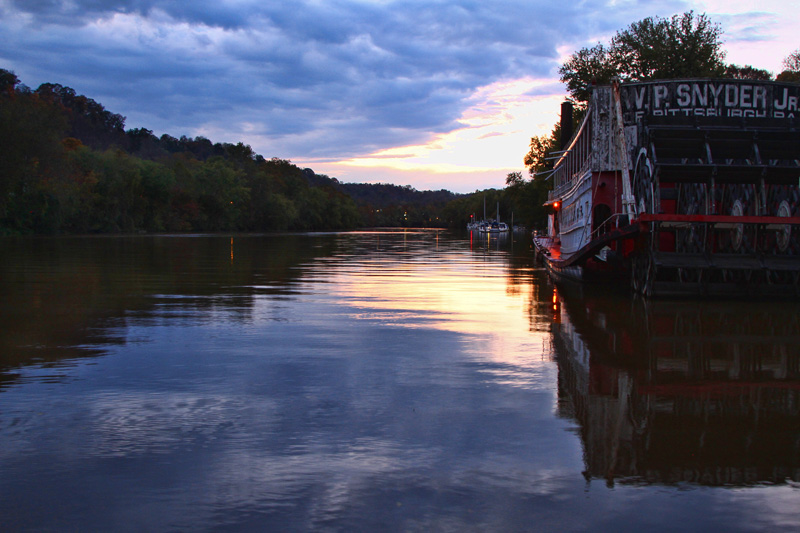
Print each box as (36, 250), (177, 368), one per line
(0, 69), (361, 234)
(0, 69), (463, 235)
(303, 170), (459, 227)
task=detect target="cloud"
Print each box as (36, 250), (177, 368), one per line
(699, 2), (796, 73)
(5, 0), (770, 190)
(711, 11), (777, 44)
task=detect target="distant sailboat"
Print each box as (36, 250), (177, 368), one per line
(467, 196), (488, 232)
(478, 201), (509, 233)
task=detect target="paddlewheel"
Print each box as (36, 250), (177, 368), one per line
(628, 125), (800, 296)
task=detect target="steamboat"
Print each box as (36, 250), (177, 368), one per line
(533, 78), (800, 296)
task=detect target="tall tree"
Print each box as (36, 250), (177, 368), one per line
(784, 48), (800, 71)
(523, 131), (559, 177)
(559, 11), (726, 102)
(777, 48), (800, 82)
(0, 69), (18, 94)
(558, 44), (617, 104)
(724, 64), (773, 80)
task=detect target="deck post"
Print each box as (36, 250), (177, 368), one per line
(612, 79), (637, 222)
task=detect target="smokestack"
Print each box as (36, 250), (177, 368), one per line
(560, 101), (573, 150)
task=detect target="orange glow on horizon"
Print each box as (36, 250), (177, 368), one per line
(299, 78), (564, 190)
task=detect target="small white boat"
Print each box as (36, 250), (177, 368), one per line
(475, 202), (509, 233)
(479, 221), (509, 233)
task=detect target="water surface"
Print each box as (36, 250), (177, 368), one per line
(0, 231), (798, 531)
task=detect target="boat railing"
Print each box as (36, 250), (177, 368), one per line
(550, 115), (593, 202)
(589, 212), (631, 242)
(549, 159), (593, 203)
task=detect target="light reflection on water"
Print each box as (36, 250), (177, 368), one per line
(0, 231), (798, 531)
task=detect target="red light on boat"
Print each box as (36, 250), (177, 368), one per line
(553, 202), (559, 209)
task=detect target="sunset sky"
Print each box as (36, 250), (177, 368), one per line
(1, 0), (797, 193)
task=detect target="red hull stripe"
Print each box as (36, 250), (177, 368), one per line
(638, 214), (800, 225)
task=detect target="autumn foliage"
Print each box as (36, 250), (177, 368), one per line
(0, 70), (362, 234)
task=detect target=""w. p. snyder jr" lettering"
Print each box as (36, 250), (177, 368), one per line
(623, 81), (799, 121)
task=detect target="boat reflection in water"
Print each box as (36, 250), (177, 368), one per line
(551, 284), (800, 487)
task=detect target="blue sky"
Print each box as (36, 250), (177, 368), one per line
(1, 0), (797, 192)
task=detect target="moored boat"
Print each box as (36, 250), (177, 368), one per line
(534, 78), (800, 297)
(479, 221), (509, 234)
(468, 200), (510, 234)
(479, 202), (509, 233)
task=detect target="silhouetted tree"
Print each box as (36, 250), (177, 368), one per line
(777, 48), (800, 82)
(560, 12), (725, 102)
(724, 64), (772, 80)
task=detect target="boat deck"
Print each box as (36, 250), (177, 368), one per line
(533, 235), (561, 260)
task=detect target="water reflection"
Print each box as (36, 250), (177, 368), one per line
(3, 232), (798, 531)
(0, 230), (542, 379)
(0, 234), (339, 387)
(468, 228), (510, 251)
(1, 231), (572, 531)
(552, 283), (800, 486)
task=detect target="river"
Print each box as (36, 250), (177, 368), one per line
(1, 230), (798, 531)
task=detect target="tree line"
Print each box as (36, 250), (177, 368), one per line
(0, 71), (462, 235)
(0, 72), (367, 234)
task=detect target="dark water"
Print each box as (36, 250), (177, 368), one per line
(0, 231), (798, 532)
